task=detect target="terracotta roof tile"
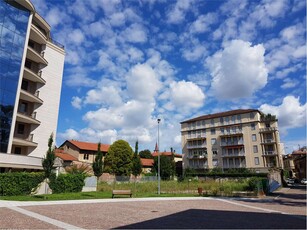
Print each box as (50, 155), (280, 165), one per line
(68, 140), (110, 152)
(55, 150), (78, 161)
(152, 151), (182, 158)
(141, 158), (154, 167)
(181, 109), (261, 123)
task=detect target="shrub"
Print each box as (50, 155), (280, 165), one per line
(49, 173), (86, 193)
(246, 177), (268, 192)
(0, 172), (44, 196)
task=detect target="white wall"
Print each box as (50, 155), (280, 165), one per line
(30, 42), (65, 157)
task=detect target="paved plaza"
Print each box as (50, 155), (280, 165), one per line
(0, 186), (306, 229)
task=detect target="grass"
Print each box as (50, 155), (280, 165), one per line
(0, 178), (256, 201)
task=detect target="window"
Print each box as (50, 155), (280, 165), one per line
(83, 154), (89, 160)
(202, 120), (205, 126)
(204, 149), (208, 155)
(21, 80), (28, 90)
(225, 117), (229, 124)
(220, 117), (224, 124)
(19, 102), (28, 113)
(220, 128), (224, 134)
(213, 159), (218, 167)
(211, 138), (216, 145)
(254, 157), (260, 165)
(250, 112), (254, 119)
(237, 114), (241, 121)
(17, 124), (25, 134)
(231, 116), (235, 123)
(252, 134), (257, 141)
(212, 149), (218, 155)
(266, 123), (271, 128)
(211, 128), (215, 135)
(15, 147), (21, 154)
(188, 131), (191, 138)
(251, 123), (255, 130)
(210, 119), (214, 126)
(253, 145), (258, 153)
(197, 121), (200, 127)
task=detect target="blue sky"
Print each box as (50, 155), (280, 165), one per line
(32, 0), (306, 154)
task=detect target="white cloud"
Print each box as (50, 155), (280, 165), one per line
(167, 0), (195, 24)
(280, 78), (299, 89)
(109, 12), (125, 27)
(259, 96), (306, 132)
(71, 96), (83, 109)
(84, 85), (123, 106)
(165, 80), (205, 112)
(182, 44), (206, 62)
(121, 23), (147, 43)
(58, 128), (80, 141)
(68, 29), (85, 44)
(206, 40), (268, 99)
(45, 7), (64, 28)
(126, 63), (162, 102)
(66, 74), (97, 88)
(190, 13), (217, 34)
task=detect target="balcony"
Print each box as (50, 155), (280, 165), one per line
(187, 134), (206, 140)
(266, 163), (277, 168)
(187, 154), (208, 159)
(20, 89), (43, 104)
(30, 24), (47, 45)
(12, 135), (38, 148)
(261, 139), (276, 144)
(219, 130), (243, 137)
(223, 164), (246, 169)
(16, 112), (40, 125)
(259, 127), (278, 133)
(262, 151), (277, 156)
(27, 46), (48, 65)
(23, 67), (45, 84)
(0, 153), (42, 169)
(220, 141), (244, 147)
(222, 151), (245, 157)
(187, 144), (207, 149)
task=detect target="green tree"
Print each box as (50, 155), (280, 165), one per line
(93, 143), (104, 178)
(42, 134), (55, 179)
(139, 149), (153, 159)
(104, 140), (134, 176)
(132, 141), (142, 177)
(152, 155), (175, 180)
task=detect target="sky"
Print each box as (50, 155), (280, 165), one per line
(31, 0), (306, 154)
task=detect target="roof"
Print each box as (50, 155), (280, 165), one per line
(62, 140), (110, 152)
(181, 109), (261, 124)
(55, 149), (78, 161)
(141, 158), (154, 167)
(152, 151), (182, 158)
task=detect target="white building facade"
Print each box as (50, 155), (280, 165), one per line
(0, 0), (65, 170)
(181, 109), (284, 173)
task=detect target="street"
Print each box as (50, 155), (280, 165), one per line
(0, 186), (306, 229)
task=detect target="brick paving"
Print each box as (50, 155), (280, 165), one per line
(0, 186), (306, 229)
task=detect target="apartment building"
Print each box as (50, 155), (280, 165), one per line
(181, 109), (283, 173)
(0, 0), (65, 170)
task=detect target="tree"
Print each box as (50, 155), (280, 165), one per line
(42, 134), (56, 179)
(152, 155), (175, 180)
(92, 143), (104, 184)
(131, 141), (142, 178)
(139, 149), (153, 159)
(104, 140), (133, 176)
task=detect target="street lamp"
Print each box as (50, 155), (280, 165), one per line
(157, 118), (161, 195)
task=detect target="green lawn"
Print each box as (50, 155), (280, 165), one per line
(0, 179), (257, 201)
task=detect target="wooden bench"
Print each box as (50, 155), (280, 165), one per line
(112, 189), (132, 198)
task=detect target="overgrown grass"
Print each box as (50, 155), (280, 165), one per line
(0, 178), (259, 201)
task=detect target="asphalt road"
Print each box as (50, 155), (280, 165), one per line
(0, 186), (306, 229)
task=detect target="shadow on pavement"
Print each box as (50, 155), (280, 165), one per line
(114, 209), (306, 229)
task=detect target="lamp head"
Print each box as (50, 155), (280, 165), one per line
(157, 118), (161, 123)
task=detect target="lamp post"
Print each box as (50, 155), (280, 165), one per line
(157, 118), (161, 195)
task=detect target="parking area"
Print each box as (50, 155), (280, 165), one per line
(0, 187), (306, 229)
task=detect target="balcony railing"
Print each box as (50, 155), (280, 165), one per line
(220, 130), (243, 136)
(261, 139), (276, 144)
(187, 144), (207, 149)
(187, 134), (206, 139)
(222, 151), (245, 157)
(263, 151), (277, 156)
(223, 164), (247, 169)
(259, 127), (278, 132)
(220, 141), (244, 147)
(187, 154), (208, 159)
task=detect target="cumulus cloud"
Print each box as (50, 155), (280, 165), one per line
(206, 40), (268, 99)
(58, 128), (80, 141)
(190, 13), (217, 34)
(126, 63), (162, 102)
(71, 96), (82, 109)
(84, 85), (123, 106)
(259, 96), (306, 131)
(45, 7), (64, 28)
(163, 80), (205, 112)
(121, 23), (147, 43)
(66, 74), (97, 88)
(167, 0), (195, 24)
(68, 29), (85, 44)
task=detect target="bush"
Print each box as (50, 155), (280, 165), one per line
(246, 177), (268, 192)
(0, 172), (44, 196)
(49, 173), (86, 193)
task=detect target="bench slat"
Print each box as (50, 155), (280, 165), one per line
(112, 190), (132, 198)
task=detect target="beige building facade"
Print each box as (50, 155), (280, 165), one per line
(181, 109), (283, 173)
(0, 0), (65, 171)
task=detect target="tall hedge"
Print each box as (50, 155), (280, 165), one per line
(0, 172), (44, 196)
(49, 173), (86, 193)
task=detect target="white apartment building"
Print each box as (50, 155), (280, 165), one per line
(0, 0), (65, 171)
(181, 109), (283, 173)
